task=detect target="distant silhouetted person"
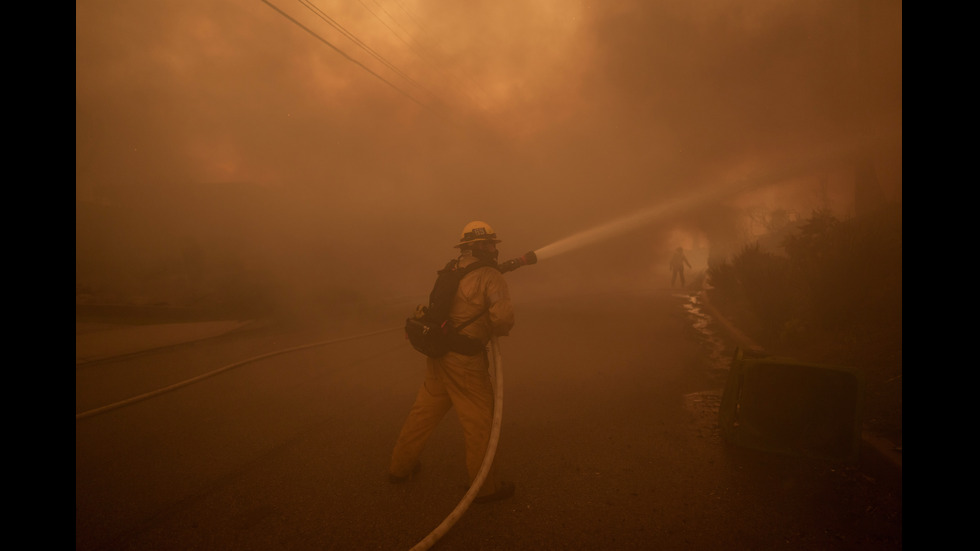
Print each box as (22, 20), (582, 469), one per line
(670, 247), (692, 288)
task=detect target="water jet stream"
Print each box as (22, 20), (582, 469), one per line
(530, 140), (880, 262)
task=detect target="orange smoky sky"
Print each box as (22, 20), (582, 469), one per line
(76, 0), (901, 311)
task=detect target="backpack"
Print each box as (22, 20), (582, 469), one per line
(405, 259), (494, 358)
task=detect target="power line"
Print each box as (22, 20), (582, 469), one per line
(297, 0), (439, 102)
(260, 0), (435, 113)
(357, 0), (497, 113)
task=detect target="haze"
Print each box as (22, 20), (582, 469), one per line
(75, 0), (902, 316)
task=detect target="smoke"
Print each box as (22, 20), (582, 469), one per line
(76, 0), (902, 315)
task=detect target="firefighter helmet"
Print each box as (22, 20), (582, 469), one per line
(455, 220), (502, 248)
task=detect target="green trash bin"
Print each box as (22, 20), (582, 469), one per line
(719, 348), (864, 462)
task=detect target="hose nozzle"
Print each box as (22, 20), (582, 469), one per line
(497, 251), (538, 273)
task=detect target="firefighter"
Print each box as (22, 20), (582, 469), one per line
(670, 246), (692, 288)
(388, 221), (516, 503)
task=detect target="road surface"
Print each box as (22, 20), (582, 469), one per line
(76, 289), (901, 550)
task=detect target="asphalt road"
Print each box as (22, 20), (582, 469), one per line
(75, 289), (901, 550)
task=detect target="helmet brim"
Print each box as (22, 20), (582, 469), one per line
(455, 238), (502, 248)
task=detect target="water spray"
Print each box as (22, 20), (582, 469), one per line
(492, 180), (726, 273)
(509, 137), (887, 265)
(491, 195), (698, 277)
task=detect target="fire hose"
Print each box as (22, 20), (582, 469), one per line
(409, 335), (504, 551)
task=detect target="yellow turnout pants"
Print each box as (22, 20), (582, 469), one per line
(389, 350), (500, 497)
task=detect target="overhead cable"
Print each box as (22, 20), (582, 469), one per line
(260, 0), (434, 113)
(357, 0), (496, 113)
(297, 0), (437, 101)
